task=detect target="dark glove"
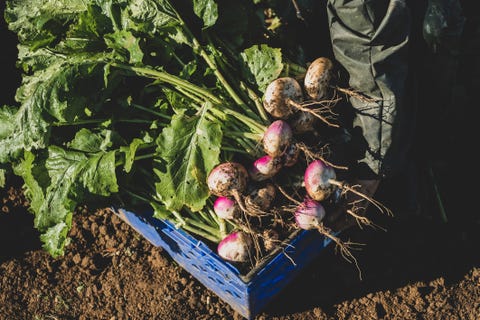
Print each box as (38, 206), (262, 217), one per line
(423, 0), (465, 54)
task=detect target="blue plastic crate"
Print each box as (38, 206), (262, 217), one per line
(114, 208), (333, 319)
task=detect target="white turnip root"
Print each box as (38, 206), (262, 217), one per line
(207, 162), (248, 197)
(263, 77), (303, 119)
(305, 56), (376, 103)
(304, 57), (333, 101)
(294, 197), (326, 229)
(217, 230), (253, 263)
(262, 120), (293, 157)
(213, 196), (241, 220)
(248, 155), (283, 182)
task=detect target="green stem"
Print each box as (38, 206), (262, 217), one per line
(220, 146), (250, 155)
(53, 118), (152, 126)
(223, 108), (266, 134)
(239, 81), (269, 123)
(111, 63), (222, 105)
(134, 153), (156, 161)
(115, 149), (156, 167)
(172, 13), (260, 123)
(192, 38), (252, 114)
(283, 59), (307, 77)
(180, 223), (220, 243)
(130, 103), (171, 120)
(227, 131), (263, 140)
(184, 218), (221, 238)
(113, 63), (266, 133)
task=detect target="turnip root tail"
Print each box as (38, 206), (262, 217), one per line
(315, 223), (364, 280)
(346, 208), (387, 232)
(230, 189), (248, 214)
(287, 98), (340, 128)
(296, 142), (348, 170)
(329, 180), (393, 217)
(333, 86), (377, 103)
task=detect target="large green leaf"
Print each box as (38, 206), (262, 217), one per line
(4, 0), (89, 48)
(26, 145), (118, 257)
(0, 51), (111, 163)
(154, 107), (222, 212)
(40, 216), (72, 258)
(13, 151), (49, 214)
(125, 0), (180, 33)
(105, 30), (144, 64)
(0, 106), (17, 139)
(193, 0), (218, 29)
(241, 44), (284, 93)
(120, 138), (145, 173)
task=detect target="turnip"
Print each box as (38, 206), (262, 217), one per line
(207, 162), (248, 197)
(213, 196), (241, 220)
(244, 183), (276, 216)
(304, 159), (392, 216)
(263, 77), (303, 119)
(294, 197), (326, 229)
(262, 120), (293, 157)
(304, 56), (376, 104)
(304, 57), (333, 101)
(248, 155), (283, 181)
(217, 230), (253, 263)
(304, 159), (338, 202)
(294, 197), (362, 277)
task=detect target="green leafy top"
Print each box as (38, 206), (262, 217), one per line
(1, 0), (290, 257)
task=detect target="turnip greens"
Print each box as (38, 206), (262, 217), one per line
(1, 0), (291, 257)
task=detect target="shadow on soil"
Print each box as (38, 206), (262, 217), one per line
(263, 167), (479, 317)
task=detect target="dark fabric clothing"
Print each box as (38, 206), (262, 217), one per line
(327, 0), (414, 179)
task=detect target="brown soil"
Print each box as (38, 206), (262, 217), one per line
(1, 172), (479, 320)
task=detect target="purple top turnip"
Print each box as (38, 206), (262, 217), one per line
(304, 160), (393, 217)
(213, 196), (241, 220)
(304, 159), (337, 201)
(248, 155), (283, 181)
(262, 120), (293, 157)
(294, 197), (326, 230)
(217, 230), (253, 263)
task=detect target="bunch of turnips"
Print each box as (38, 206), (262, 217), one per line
(207, 57), (391, 268)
